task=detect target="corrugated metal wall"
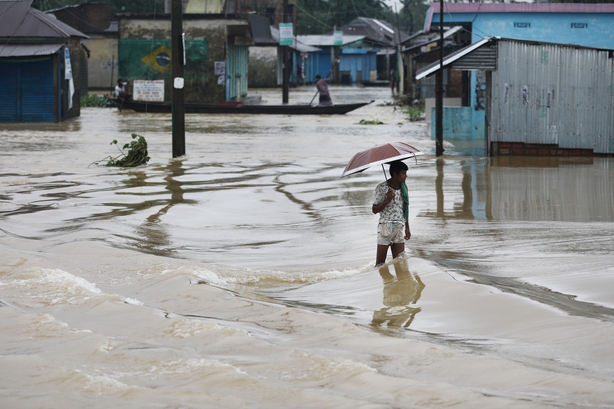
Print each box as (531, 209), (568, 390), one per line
(490, 41), (614, 154)
(226, 44), (248, 100)
(0, 57), (55, 122)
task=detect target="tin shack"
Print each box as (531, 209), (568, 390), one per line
(0, 0), (88, 122)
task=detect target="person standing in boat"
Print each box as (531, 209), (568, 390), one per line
(315, 74), (333, 106)
(372, 160), (411, 267)
(115, 79), (128, 103)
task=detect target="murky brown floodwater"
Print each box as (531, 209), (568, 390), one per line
(1, 86), (614, 408)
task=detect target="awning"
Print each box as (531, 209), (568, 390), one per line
(402, 26), (463, 53)
(0, 42), (63, 57)
(415, 36), (493, 80)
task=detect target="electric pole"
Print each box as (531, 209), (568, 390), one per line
(435, 1), (444, 157)
(171, 0), (185, 158)
(282, 0), (289, 104)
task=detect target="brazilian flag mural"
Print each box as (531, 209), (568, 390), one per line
(119, 38), (209, 81)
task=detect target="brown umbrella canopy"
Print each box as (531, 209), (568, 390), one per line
(341, 142), (423, 177)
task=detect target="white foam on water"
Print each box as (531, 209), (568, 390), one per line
(149, 358), (247, 376)
(123, 297), (143, 306)
(29, 313), (93, 337)
(67, 369), (141, 395)
(2, 268), (143, 307)
(165, 318), (226, 339)
(182, 264), (369, 287)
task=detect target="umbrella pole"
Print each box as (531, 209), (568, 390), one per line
(381, 164), (387, 180)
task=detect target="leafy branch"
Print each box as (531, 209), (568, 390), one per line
(91, 133), (150, 167)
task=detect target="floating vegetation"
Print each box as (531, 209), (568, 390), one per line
(91, 134), (150, 167)
(359, 119), (384, 125)
(81, 94), (113, 108)
(405, 107), (424, 122)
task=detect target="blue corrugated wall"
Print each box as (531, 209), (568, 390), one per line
(0, 57), (55, 122)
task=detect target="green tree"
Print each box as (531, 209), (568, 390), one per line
(295, 0), (392, 35)
(35, 0), (164, 15)
(398, 0), (429, 35)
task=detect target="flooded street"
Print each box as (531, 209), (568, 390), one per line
(1, 86), (614, 408)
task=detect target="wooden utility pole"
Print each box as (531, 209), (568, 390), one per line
(171, 0), (185, 158)
(435, 0), (444, 157)
(282, 0), (289, 104)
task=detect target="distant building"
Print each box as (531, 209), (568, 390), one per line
(420, 2), (614, 145)
(297, 34), (368, 84)
(299, 17), (410, 85)
(0, 0), (88, 122)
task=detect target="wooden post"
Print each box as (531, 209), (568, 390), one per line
(171, 0), (185, 158)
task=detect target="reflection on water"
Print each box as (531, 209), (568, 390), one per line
(371, 256), (425, 329)
(428, 156), (614, 222)
(146, 159), (188, 223)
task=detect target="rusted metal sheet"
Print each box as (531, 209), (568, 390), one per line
(490, 40), (614, 154)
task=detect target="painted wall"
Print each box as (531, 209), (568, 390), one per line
(432, 11), (614, 49)
(431, 107), (484, 142)
(118, 18), (248, 103)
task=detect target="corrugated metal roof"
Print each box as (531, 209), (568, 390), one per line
(270, 27), (320, 53)
(416, 36), (614, 80)
(340, 17), (410, 47)
(415, 37), (493, 80)
(402, 26), (463, 53)
(249, 14), (272, 41)
(0, 42), (63, 57)
(297, 34), (365, 47)
(0, 0), (87, 38)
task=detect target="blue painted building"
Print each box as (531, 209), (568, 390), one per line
(299, 18), (409, 85)
(298, 34), (378, 84)
(422, 3), (614, 143)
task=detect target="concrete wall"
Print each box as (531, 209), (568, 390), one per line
(83, 36), (118, 90)
(248, 46), (277, 87)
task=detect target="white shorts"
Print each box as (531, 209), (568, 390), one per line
(377, 222), (405, 246)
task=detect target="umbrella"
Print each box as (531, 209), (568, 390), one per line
(341, 142), (423, 178)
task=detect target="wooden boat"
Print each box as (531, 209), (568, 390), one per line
(106, 97), (372, 115)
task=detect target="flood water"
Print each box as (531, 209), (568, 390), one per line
(1, 86), (614, 408)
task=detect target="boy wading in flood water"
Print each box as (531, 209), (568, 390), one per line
(372, 161), (411, 267)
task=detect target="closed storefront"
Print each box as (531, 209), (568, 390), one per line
(0, 57), (57, 122)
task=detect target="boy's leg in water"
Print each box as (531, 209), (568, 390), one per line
(375, 244), (390, 267)
(391, 243), (405, 259)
